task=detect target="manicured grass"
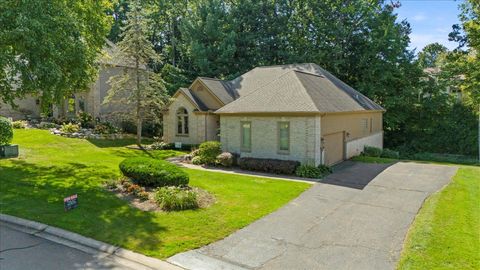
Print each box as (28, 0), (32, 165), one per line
(398, 166), (480, 269)
(353, 155), (480, 268)
(351, 155), (398, 164)
(0, 129), (310, 258)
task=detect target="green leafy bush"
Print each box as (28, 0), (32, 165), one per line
(216, 152), (233, 167)
(318, 164), (333, 175)
(12, 120), (27, 129)
(77, 112), (94, 128)
(0, 117), (13, 145)
(238, 157), (300, 175)
(60, 122), (80, 133)
(381, 148), (400, 159)
(119, 157), (189, 187)
(38, 122), (58, 129)
(94, 122), (118, 134)
(154, 186), (198, 211)
(295, 164), (322, 178)
(198, 141), (221, 164)
(363, 146), (382, 157)
(191, 156), (206, 165)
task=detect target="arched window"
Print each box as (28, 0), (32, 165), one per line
(176, 107), (189, 135)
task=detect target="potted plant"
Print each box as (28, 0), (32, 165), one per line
(0, 117), (18, 158)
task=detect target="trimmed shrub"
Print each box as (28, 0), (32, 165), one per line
(363, 146), (382, 157)
(381, 148), (400, 159)
(60, 122), (80, 133)
(154, 186), (198, 211)
(295, 164), (322, 178)
(12, 120), (27, 129)
(238, 157), (300, 175)
(94, 122), (118, 134)
(0, 117), (13, 145)
(119, 157), (189, 187)
(216, 152), (233, 167)
(198, 141), (221, 164)
(318, 164), (333, 175)
(191, 156), (205, 165)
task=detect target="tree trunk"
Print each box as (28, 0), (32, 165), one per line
(135, 54), (141, 146)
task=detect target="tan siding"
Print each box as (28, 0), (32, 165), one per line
(321, 112), (383, 141)
(190, 81), (223, 109)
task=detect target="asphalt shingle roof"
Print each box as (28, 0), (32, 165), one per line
(180, 63), (384, 113)
(215, 63), (384, 113)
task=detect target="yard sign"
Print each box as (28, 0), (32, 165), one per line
(64, 194), (78, 211)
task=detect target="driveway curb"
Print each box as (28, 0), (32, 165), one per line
(0, 214), (183, 270)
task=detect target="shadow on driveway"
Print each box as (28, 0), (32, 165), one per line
(321, 160), (395, 189)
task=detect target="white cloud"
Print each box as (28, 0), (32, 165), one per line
(409, 33), (457, 51)
(412, 13), (427, 21)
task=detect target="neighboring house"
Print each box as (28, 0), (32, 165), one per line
(163, 63), (384, 166)
(423, 67), (463, 101)
(0, 40), (135, 121)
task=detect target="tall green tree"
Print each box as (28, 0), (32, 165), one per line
(104, 0), (168, 145)
(0, 0), (112, 106)
(417, 43), (449, 69)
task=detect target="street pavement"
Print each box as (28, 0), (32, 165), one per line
(0, 225), (137, 270)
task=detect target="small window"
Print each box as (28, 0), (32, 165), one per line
(362, 118), (368, 131)
(241, 122), (251, 152)
(278, 122), (290, 153)
(176, 107), (189, 135)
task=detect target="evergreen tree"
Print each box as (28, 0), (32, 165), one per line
(104, 0), (168, 145)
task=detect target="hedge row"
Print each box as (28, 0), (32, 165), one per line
(238, 157), (300, 175)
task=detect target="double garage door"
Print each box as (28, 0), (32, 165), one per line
(323, 132), (344, 166)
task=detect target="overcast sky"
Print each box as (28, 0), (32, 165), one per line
(395, 0), (463, 52)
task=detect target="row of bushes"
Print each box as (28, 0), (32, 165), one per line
(188, 141), (332, 179)
(363, 146), (400, 159)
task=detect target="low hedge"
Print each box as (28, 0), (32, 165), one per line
(119, 157), (189, 187)
(238, 157), (300, 175)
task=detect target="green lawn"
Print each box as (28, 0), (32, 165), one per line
(397, 166), (480, 270)
(352, 156), (480, 269)
(0, 129), (310, 258)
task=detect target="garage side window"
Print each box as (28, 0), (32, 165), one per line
(278, 122), (290, 153)
(240, 121), (251, 152)
(177, 107), (189, 135)
(361, 118), (368, 135)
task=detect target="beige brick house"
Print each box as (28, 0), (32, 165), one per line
(164, 63), (384, 165)
(0, 40), (135, 121)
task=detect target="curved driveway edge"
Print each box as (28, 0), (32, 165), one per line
(0, 214), (182, 270)
(168, 162), (458, 270)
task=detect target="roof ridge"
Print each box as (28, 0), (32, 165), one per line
(198, 77), (225, 81)
(292, 69), (325, 78)
(292, 71), (325, 112)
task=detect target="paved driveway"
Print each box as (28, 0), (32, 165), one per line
(169, 162), (457, 270)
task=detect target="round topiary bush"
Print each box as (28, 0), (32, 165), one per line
(0, 117), (13, 145)
(198, 141), (221, 164)
(119, 157), (189, 187)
